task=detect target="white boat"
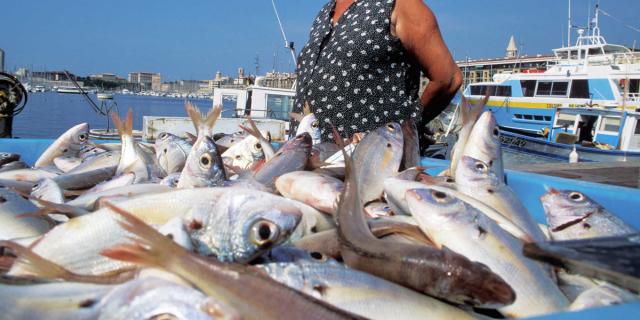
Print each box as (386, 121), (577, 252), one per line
(97, 92), (114, 100)
(464, 4), (640, 137)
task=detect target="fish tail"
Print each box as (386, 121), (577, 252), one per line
(125, 108), (134, 136)
(22, 196), (89, 218)
(1, 241), (126, 284)
(239, 117), (266, 141)
(111, 112), (124, 136)
(303, 101), (312, 115)
(185, 101), (203, 134)
(100, 202), (184, 271)
(203, 105), (222, 132)
(289, 112), (303, 122)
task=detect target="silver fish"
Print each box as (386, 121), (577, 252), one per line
(177, 103), (226, 188)
(53, 155), (84, 173)
(254, 133), (312, 191)
(0, 282), (113, 320)
(295, 113), (321, 145)
(541, 189), (636, 241)
(449, 95), (487, 175)
(222, 134), (264, 171)
(0, 168), (60, 182)
(155, 132), (192, 176)
(53, 151), (120, 190)
(68, 184), (172, 211)
(30, 178), (64, 205)
(455, 155), (547, 242)
(0, 186), (52, 240)
(8, 188), (230, 277)
(0, 160), (29, 172)
(275, 171), (343, 215)
(352, 123), (403, 204)
(406, 188), (568, 317)
(85, 173), (136, 194)
(0, 152), (20, 166)
(189, 189), (302, 262)
(35, 123), (89, 168)
(260, 258), (480, 320)
(364, 201), (394, 218)
(112, 110), (156, 183)
(160, 172), (181, 188)
(462, 111), (504, 181)
(569, 283), (638, 311)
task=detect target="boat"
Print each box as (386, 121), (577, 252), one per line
(499, 107), (640, 162)
(57, 86), (97, 94)
(97, 92), (114, 100)
(464, 5), (640, 138)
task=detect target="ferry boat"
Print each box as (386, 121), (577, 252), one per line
(464, 5), (640, 138)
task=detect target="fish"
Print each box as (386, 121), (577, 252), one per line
(405, 188), (568, 317)
(222, 133), (265, 172)
(400, 119), (421, 170)
(177, 103), (226, 188)
(0, 178), (36, 194)
(53, 155), (84, 173)
(352, 123), (404, 204)
(0, 282), (113, 320)
(35, 123), (90, 168)
(7, 188), (230, 277)
(569, 283), (638, 311)
(155, 132), (192, 176)
(254, 133), (312, 191)
(189, 189), (302, 263)
(160, 172), (181, 188)
(101, 203), (365, 320)
(0, 168), (60, 182)
(449, 95), (488, 175)
(112, 110), (156, 183)
(239, 117), (276, 160)
(0, 152), (20, 166)
(308, 142), (342, 169)
(541, 189), (636, 241)
(98, 277), (224, 320)
(462, 111), (504, 181)
(291, 102), (321, 145)
(53, 151), (120, 190)
(214, 131), (247, 151)
(85, 172), (136, 194)
(383, 177), (533, 242)
(30, 178), (64, 205)
(333, 127), (515, 308)
(455, 155), (547, 242)
(260, 258), (480, 320)
(0, 160), (29, 172)
(67, 183), (172, 211)
(0, 186), (52, 240)
(364, 201), (394, 218)
(275, 171), (343, 215)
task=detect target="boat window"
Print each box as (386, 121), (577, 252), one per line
(630, 79), (640, 94)
(470, 85), (484, 95)
(514, 114), (523, 119)
(266, 94), (294, 121)
(520, 80), (536, 97)
(523, 114), (533, 120)
(635, 121), (640, 134)
(570, 80), (590, 98)
(551, 82), (569, 96)
(536, 81), (552, 96)
(570, 51), (579, 59)
(534, 115), (544, 121)
(496, 86), (512, 97)
(221, 94), (238, 117)
(588, 48), (604, 56)
(599, 117), (621, 134)
(556, 113), (575, 129)
(544, 116), (552, 121)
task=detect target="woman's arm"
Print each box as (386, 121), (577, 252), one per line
(392, 0), (462, 123)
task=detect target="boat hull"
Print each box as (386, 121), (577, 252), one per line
(500, 130), (640, 162)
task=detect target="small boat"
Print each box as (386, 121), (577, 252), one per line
(499, 107), (640, 162)
(56, 87), (84, 94)
(89, 128), (143, 140)
(97, 92), (114, 100)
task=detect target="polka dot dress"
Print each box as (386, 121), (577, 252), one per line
(291, 0), (421, 142)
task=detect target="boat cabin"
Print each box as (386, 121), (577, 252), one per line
(548, 107), (640, 152)
(212, 77), (295, 121)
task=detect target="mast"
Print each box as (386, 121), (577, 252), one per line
(567, 0), (572, 46)
(270, 0), (297, 66)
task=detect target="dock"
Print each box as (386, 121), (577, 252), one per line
(511, 162), (640, 189)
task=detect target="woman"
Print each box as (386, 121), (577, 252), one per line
(291, 0), (461, 152)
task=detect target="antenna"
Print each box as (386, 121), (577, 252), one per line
(271, 0), (297, 66)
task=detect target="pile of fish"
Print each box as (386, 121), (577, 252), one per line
(0, 98), (638, 320)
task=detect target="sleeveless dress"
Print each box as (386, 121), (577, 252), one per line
(291, 0), (422, 142)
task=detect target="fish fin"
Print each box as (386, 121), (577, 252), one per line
(111, 112), (124, 136)
(303, 101), (312, 115)
(184, 132), (198, 144)
(0, 241), (131, 284)
(239, 117), (265, 141)
(203, 105), (222, 135)
(125, 109), (133, 136)
(101, 202), (184, 269)
(289, 112), (303, 122)
(185, 101), (203, 134)
(21, 197), (89, 218)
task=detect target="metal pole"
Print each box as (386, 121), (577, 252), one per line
(271, 0), (297, 66)
(568, 0), (572, 46)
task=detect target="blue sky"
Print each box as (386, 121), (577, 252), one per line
(3, 0), (639, 81)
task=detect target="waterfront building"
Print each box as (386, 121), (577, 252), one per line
(128, 72), (161, 91)
(90, 73), (126, 83)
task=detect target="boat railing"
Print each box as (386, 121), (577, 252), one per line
(628, 93), (640, 102)
(223, 107), (290, 122)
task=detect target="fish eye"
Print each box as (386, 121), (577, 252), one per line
(311, 121), (319, 128)
(310, 251), (326, 261)
(474, 162), (488, 173)
(386, 143), (392, 148)
(78, 134), (87, 142)
(568, 192), (585, 202)
(492, 127), (499, 136)
(163, 148), (168, 154)
(255, 143), (262, 150)
(446, 178), (455, 183)
(200, 154), (212, 168)
(250, 220), (280, 247)
(431, 190), (449, 202)
(386, 124), (395, 132)
(235, 155), (242, 160)
(158, 133), (167, 139)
